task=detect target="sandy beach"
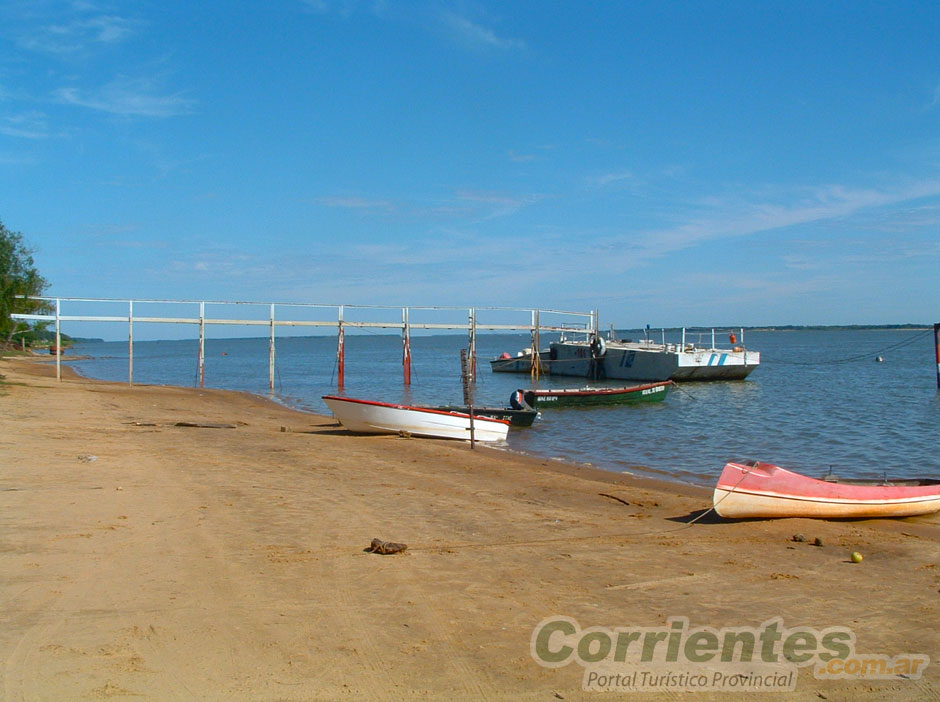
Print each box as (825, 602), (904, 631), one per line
(1, 356), (938, 701)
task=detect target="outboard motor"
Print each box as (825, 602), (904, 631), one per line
(588, 334), (607, 380)
(510, 389), (535, 411)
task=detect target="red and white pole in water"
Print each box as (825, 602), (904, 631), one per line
(198, 301), (205, 388)
(336, 306), (346, 389)
(337, 323), (345, 389)
(402, 308), (411, 386)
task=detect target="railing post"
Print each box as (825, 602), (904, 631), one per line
(531, 309), (541, 382)
(337, 306), (345, 389)
(934, 323), (940, 390)
(128, 300), (134, 385)
(460, 349), (475, 449)
(198, 301), (205, 388)
(468, 308), (476, 386)
(269, 303), (276, 391)
(55, 298), (61, 382)
(402, 307), (411, 386)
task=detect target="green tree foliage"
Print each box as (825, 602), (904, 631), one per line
(1, 219), (51, 348)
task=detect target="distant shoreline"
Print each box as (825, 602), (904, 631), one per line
(617, 324), (932, 333)
(2, 355), (938, 700)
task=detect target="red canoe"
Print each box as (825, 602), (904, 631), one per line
(714, 460), (940, 519)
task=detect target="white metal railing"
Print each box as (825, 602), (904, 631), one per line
(12, 296), (598, 388)
(615, 327), (747, 349)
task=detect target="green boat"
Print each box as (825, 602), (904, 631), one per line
(434, 404), (538, 427)
(522, 381), (672, 408)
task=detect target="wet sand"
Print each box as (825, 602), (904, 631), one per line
(1, 356), (938, 701)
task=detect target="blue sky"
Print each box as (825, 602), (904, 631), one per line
(2, 0), (939, 337)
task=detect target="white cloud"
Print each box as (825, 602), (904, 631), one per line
(439, 10), (525, 51)
(0, 152), (39, 166)
(626, 180), (940, 265)
(589, 171), (637, 188)
(299, 0), (386, 18)
(300, 0), (330, 11)
(55, 76), (194, 117)
(17, 12), (140, 54)
(315, 196), (394, 211)
(117, 175), (940, 316)
(0, 111), (53, 139)
(455, 189), (547, 219)
(313, 189), (546, 222)
(169, 250), (279, 280)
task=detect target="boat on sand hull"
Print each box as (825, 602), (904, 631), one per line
(714, 460), (940, 519)
(322, 395), (510, 442)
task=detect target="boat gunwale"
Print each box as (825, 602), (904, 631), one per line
(530, 381), (673, 398)
(713, 486), (940, 507)
(717, 461), (940, 502)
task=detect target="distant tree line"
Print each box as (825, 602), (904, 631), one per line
(617, 324), (930, 334)
(742, 324), (930, 331)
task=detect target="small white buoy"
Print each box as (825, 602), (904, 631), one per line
(875, 356), (885, 363)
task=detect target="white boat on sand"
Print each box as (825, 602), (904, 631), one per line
(322, 395), (510, 442)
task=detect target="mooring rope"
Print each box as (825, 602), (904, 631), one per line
(766, 328), (933, 366)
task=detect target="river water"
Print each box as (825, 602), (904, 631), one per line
(68, 328), (939, 486)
